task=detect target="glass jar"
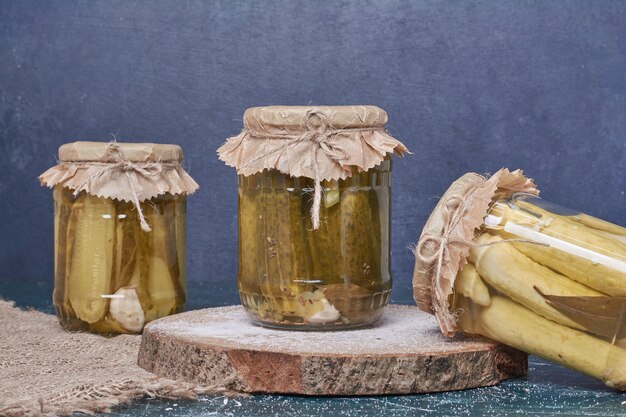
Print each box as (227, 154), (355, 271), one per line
(53, 188), (186, 333)
(40, 141), (198, 334)
(218, 106), (408, 330)
(454, 193), (626, 389)
(238, 160), (392, 329)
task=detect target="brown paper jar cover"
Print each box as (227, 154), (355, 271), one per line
(217, 105), (409, 181)
(39, 141), (199, 202)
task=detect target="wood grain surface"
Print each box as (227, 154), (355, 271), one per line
(138, 305), (527, 395)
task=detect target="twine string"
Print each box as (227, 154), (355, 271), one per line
(415, 194), (472, 284)
(67, 143), (178, 232)
(305, 110), (339, 230)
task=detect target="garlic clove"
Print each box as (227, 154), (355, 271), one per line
(305, 295), (341, 324)
(109, 287), (145, 332)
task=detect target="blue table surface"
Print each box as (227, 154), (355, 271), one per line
(3, 277), (625, 417)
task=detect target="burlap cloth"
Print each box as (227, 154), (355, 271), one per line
(0, 300), (223, 417)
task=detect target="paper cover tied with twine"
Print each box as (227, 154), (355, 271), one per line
(39, 141), (199, 231)
(412, 169), (538, 336)
(217, 106), (409, 228)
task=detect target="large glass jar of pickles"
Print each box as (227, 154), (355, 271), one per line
(414, 169), (626, 389)
(219, 106), (408, 329)
(39, 141), (199, 334)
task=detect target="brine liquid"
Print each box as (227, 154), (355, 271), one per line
(53, 186), (186, 334)
(238, 160), (392, 329)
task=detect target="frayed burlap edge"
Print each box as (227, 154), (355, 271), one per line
(0, 378), (227, 417)
(0, 300), (234, 417)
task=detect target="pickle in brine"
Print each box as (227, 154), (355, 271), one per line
(66, 193), (115, 324)
(257, 174), (312, 318)
(306, 179), (341, 283)
(113, 201), (138, 291)
(174, 196), (187, 299)
(238, 175), (261, 294)
(145, 198), (182, 321)
(53, 186), (74, 317)
(339, 185), (377, 289)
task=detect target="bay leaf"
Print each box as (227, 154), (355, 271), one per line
(317, 283), (374, 324)
(534, 286), (626, 339)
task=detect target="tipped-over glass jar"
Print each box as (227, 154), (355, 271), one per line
(455, 193), (626, 388)
(219, 106), (408, 329)
(414, 169), (626, 390)
(40, 141), (199, 334)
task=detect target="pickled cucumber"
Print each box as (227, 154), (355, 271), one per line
(238, 175), (261, 294)
(175, 196), (187, 301)
(53, 186), (74, 318)
(66, 193), (115, 324)
(113, 202), (137, 290)
(256, 173), (313, 320)
(340, 187), (376, 288)
(145, 199), (183, 320)
(306, 179), (341, 283)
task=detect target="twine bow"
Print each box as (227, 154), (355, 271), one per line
(415, 193), (473, 288)
(69, 143), (175, 232)
(240, 110), (377, 229)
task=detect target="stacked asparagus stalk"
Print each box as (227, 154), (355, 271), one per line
(237, 160), (392, 329)
(454, 198), (626, 388)
(53, 186), (186, 334)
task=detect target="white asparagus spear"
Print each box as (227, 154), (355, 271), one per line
(469, 234), (603, 331)
(454, 264), (491, 306)
(456, 295), (626, 389)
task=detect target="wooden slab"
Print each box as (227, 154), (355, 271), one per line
(138, 305), (527, 396)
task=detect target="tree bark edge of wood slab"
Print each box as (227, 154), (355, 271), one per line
(137, 305), (527, 395)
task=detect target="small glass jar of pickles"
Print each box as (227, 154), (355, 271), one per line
(414, 169), (626, 390)
(39, 141), (198, 334)
(219, 106), (408, 329)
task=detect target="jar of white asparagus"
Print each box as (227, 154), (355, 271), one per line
(39, 141), (199, 334)
(413, 169), (626, 389)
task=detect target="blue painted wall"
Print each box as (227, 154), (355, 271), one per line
(1, 1), (625, 303)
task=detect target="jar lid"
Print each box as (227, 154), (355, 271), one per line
(59, 141), (183, 163)
(412, 169), (537, 336)
(243, 105), (388, 134)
